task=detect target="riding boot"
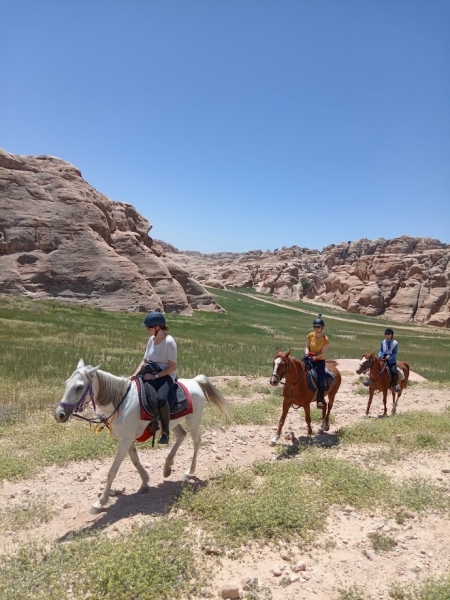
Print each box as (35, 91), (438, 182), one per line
(158, 402), (170, 444)
(316, 384), (326, 408)
(391, 372), (401, 393)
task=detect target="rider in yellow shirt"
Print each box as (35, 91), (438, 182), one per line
(305, 314), (329, 408)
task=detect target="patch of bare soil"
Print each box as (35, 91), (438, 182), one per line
(1, 362), (449, 599)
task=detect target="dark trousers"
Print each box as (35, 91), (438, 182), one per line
(147, 375), (176, 408)
(314, 360), (326, 401)
(387, 363), (398, 386)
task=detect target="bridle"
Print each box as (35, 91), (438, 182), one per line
(358, 355), (388, 378)
(272, 355), (304, 395)
(58, 368), (131, 426)
(272, 356), (291, 384)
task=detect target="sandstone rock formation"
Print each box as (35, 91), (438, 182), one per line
(160, 238), (450, 328)
(0, 149), (224, 314)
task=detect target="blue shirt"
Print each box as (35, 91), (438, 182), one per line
(378, 339), (398, 365)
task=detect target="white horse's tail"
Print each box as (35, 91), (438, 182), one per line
(194, 374), (233, 422)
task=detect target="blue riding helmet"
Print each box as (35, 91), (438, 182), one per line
(142, 311), (166, 328)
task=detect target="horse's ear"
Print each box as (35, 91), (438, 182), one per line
(77, 358), (85, 369)
(275, 346), (280, 353)
(87, 364), (101, 377)
(286, 349), (292, 356)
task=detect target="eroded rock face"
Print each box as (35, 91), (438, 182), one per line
(161, 238), (450, 327)
(0, 149), (224, 314)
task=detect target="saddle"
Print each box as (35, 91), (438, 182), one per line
(302, 357), (335, 393)
(382, 361), (405, 383)
(132, 375), (193, 444)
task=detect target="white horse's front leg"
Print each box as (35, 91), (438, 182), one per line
(90, 439), (133, 514)
(163, 424), (186, 478)
(128, 443), (150, 493)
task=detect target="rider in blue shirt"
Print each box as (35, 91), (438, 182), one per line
(378, 327), (401, 392)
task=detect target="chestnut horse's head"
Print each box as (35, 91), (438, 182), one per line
(270, 348), (292, 386)
(356, 352), (376, 375)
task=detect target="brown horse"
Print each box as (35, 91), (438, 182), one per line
(268, 348), (342, 445)
(356, 353), (410, 417)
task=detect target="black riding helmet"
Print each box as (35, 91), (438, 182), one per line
(385, 328), (394, 335)
(313, 314), (325, 327)
(142, 311), (166, 328)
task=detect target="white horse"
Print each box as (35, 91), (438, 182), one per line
(55, 359), (231, 514)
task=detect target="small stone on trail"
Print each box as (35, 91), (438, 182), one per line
(202, 545), (222, 555)
(221, 580), (241, 599)
(291, 562), (307, 572)
(272, 569), (283, 577)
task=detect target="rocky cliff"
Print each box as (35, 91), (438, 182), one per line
(159, 237), (450, 327)
(0, 149), (223, 314)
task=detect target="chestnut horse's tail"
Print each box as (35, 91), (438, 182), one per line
(194, 375), (233, 422)
(400, 362), (410, 385)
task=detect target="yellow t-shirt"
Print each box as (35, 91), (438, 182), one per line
(307, 332), (330, 354)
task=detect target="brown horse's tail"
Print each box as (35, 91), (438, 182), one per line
(401, 362), (410, 385)
(194, 375), (233, 422)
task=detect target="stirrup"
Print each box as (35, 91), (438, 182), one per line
(158, 433), (170, 444)
(393, 385), (401, 393)
(363, 379), (372, 387)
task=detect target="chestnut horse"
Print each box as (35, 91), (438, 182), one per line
(268, 348), (341, 445)
(356, 353), (410, 417)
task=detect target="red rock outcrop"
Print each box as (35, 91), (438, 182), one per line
(0, 149), (224, 314)
(162, 238), (450, 327)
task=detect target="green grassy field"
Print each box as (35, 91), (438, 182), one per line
(0, 289), (449, 414)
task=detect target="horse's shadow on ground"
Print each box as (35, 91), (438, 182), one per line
(277, 431), (339, 459)
(57, 476), (207, 543)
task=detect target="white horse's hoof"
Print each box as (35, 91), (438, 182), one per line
(89, 503), (103, 515)
(269, 436), (279, 447)
(182, 473), (191, 482)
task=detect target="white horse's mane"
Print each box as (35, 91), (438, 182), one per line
(95, 369), (130, 408)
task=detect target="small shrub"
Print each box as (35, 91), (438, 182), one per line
(370, 532), (397, 553)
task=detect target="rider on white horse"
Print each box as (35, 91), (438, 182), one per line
(132, 311), (177, 444)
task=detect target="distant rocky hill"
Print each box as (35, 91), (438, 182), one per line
(158, 237), (450, 328)
(0, 149), (223, 314)
(2, 148), (448, 327)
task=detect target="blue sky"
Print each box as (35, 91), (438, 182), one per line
(1, 1), (449, 253)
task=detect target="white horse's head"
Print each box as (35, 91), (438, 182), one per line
(54, 358), (100, 423)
